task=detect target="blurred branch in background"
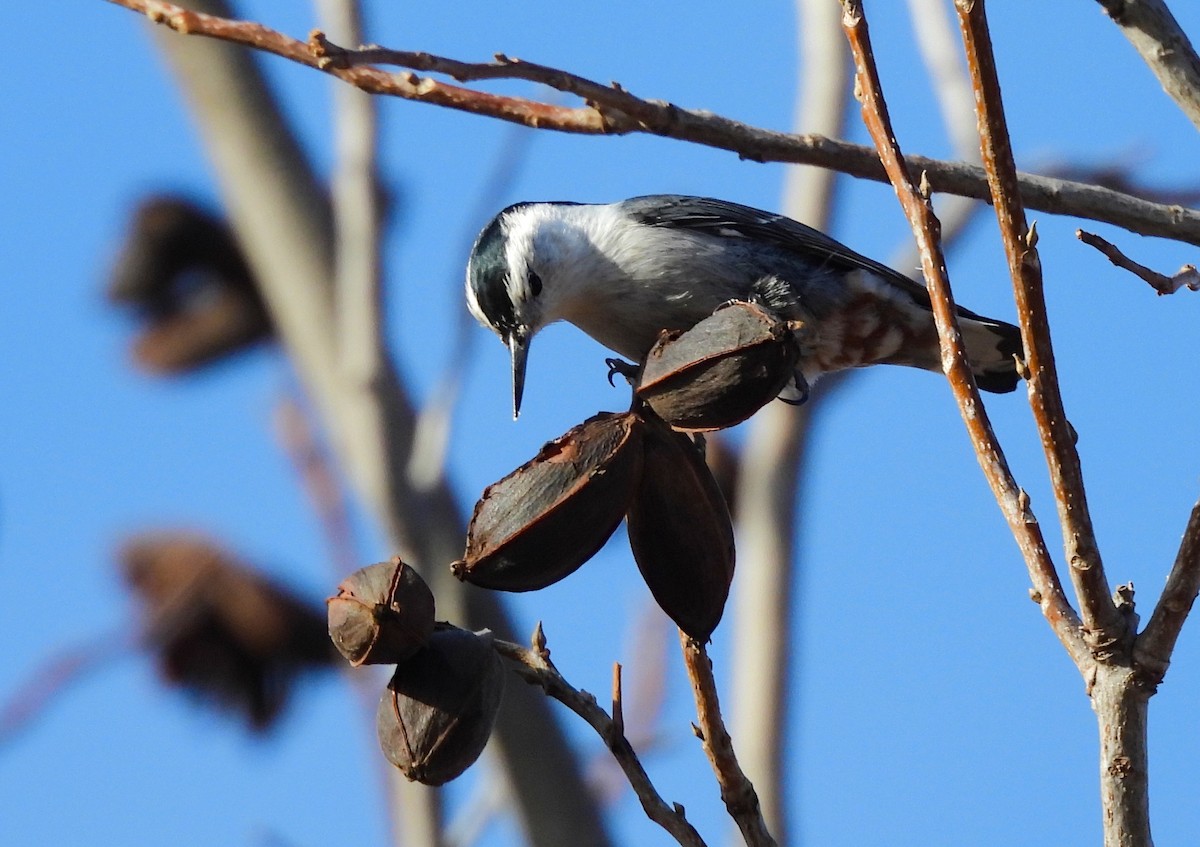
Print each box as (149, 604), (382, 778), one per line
(1094, 0), (1200, 133)
(104, 0), (1200, 246)
(729, 2), (849, 844)
(146, 0), (610, 844)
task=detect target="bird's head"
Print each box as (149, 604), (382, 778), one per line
(466, 202), (585, 419)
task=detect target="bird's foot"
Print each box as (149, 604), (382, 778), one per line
(776, 370), (811, 406)
(605, 357), (640, 387)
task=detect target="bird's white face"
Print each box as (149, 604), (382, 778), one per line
(465, 204), (560, 344)
(466, 203), (570, 417)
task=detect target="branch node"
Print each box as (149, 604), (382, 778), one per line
(1012, 353), (1031, 381)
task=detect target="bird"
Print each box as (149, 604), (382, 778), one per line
(465, 194), (1022, 418)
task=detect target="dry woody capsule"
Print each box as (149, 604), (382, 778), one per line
(453, 411), (643, 591)
(327, 558), (436, 666)
(626, 414), (736, 642)
(637, 301), (802, 432)
(377, 627), (505, 786)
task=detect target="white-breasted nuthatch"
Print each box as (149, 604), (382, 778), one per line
(466, 194), (1021, 417)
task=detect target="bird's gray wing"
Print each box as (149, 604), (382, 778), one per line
(620, 194), (993, 319)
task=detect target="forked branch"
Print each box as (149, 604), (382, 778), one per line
(493, 625), (706, 847)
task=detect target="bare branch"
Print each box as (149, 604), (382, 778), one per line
(955, 0), (1122, 649)
(731, 3), (850, 842)
(1095, 0), (1200, 133)
(1136, 498), (1200, 682)
(679, 634), (776, 847)
(101, 0), (1200, 246)
(838, 0), (1090, 669)
(1077, 229), (1200, 295)
(1090, 670), (1154, 847)
(492, 631), (707, 847)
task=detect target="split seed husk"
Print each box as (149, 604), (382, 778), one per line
(328, 558), (436, 666)
(453, 411), (643, 591)
(637, 301), (802, 431)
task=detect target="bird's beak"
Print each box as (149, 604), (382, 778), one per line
(507, 331), (530, 420)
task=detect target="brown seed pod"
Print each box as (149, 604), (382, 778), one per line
(107, 195), (272, 374)
(119, 532), (336, 731)
(626, 413), (736, 642)
(327, 558), (436, 667)
(636, 301), (802, 431)
(377, 626), (505, 786)
(453, 411), (643, 591)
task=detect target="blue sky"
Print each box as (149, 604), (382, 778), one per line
(4, 2), (1200, 845)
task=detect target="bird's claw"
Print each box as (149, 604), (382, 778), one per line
(776, 370), (811, 406)
(605, 357), (640, 387)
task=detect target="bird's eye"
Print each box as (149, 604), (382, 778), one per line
(528, 270), (543, 297)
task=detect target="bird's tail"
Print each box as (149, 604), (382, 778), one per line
(958, 312), (1023, 393)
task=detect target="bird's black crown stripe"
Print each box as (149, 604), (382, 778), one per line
(468, 203), (534, 336)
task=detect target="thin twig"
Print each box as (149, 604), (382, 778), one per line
(101, 0), (1200, 246)
(1136, 498), (1200, 683)
(1095, 0), (1200, 133)
(0, 630), (134, 748)
(611, 663), (624, 740)
(955, 0), (1122, 651)
(1077, 229), (1200, 295)
(492, 629), (707, 847)
(838, 0), (1090, 669)
(679, 634), (776, 847)
(273, 394), (359, 576)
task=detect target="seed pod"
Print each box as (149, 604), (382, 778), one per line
(377, 627), (505, 786)
(328, 558), (436, 666)
(626, 414), (736, 642)
(453, 411), (643, 591)
(107, 195), (272, 375)
(637, 301), (802, 431)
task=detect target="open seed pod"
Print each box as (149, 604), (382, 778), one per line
(377, 626), (505, 786)
(327, 558), (436, 667)
(453, 411), (643, 591)
(636, 301), (802, 431)
(626, 412), (736, 642)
